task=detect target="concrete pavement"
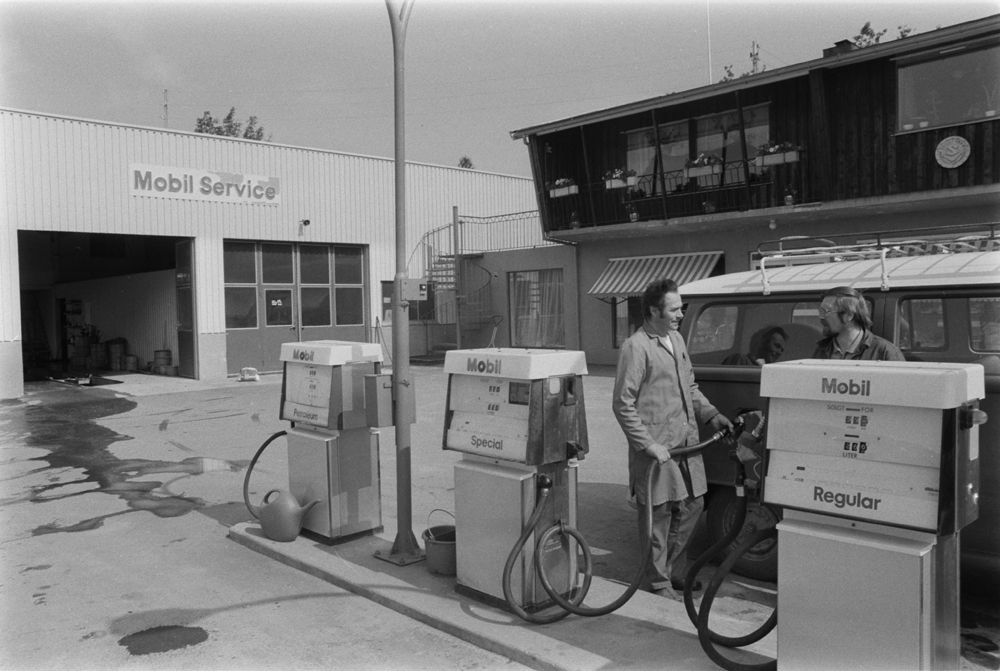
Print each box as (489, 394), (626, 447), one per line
(4, 365), (998, 670)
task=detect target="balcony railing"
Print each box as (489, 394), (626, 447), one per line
(546, 155), (805, 232)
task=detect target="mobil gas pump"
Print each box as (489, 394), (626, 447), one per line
(279, 339), (393, 543)
(442, 348), (588, 613)
(759, 359), (986, 671)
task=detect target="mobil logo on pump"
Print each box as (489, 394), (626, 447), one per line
(821, 377), (871, 397)
(466, 357), (502, 375)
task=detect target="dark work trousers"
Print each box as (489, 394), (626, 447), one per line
(638, 495), (704, 591)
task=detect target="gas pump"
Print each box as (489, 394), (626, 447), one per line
(443, 347), (742, 625)
(278, 339), (393, 543)
(442, 348), (588, 612)
(757, 359), (986, 671)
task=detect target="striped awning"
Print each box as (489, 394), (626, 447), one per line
(587, 252), (722, 299)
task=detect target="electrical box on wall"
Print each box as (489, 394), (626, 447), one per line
(761, 359), (985, 534)
(402, 278), (428, 302)
(442, 348), (589, 465)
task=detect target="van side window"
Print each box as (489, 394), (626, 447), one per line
(689, 305), (737, 356)
(898, 298), (946, 351)
(971, 297), (1000, 352)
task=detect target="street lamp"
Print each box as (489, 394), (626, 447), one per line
(375, 0), (423, 566)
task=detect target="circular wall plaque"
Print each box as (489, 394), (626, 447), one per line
(935, 136), (971, 169)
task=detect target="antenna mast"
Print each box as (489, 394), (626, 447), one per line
(162, 89), (168, 128)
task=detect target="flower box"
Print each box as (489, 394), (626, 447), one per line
(755, 150), (800, 167)
(684, 164), (722, 179)
(549, 185), (579, 198)
(605, 179), (627, 189)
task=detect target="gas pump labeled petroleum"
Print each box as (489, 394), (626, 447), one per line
(242, 340), (396, 545)
(760, 359), (986, 671)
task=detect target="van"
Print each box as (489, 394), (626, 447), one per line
(679, 230), (999, 590)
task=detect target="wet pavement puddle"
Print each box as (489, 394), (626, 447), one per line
(118, 625), (209, 655)
(2, 392), (244, 535)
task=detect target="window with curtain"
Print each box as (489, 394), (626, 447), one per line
(509, 269), (564, 348)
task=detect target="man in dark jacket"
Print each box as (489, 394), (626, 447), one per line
(613, 278), (732, 597)
(812, 286), (904, 360)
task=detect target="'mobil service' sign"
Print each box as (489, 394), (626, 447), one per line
(130, 163), (280, 205)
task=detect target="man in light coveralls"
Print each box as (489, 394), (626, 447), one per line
(613, 278), (733, 597)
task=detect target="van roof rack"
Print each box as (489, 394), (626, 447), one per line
(754, 223), (999, 295)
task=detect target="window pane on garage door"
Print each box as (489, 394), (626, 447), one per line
(225, 287), (257, 328)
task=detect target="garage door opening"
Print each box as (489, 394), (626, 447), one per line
(18, 231), (192, 381)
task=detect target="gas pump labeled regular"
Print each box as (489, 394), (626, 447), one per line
(442, 348), (588, 610)
(761, 359), (986, 671)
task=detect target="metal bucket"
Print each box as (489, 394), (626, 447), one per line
(422, 509), (456, 576)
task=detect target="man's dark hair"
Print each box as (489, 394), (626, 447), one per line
(641, 278), (680, 318)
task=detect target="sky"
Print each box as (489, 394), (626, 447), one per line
(1, 0), (997, 178)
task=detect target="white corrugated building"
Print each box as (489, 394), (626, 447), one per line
(0, 108), (536, 399)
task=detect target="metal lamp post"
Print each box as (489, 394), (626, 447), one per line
(375, 0), (423, 566)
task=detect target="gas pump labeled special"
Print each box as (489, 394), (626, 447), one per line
(442, 347), (746, 625)
(443, 348), (588, 613)
(242, 339), (395, 544)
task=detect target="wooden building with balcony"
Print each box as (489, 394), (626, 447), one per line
(500, 14), (1000, 366)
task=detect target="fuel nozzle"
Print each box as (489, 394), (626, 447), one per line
(729, 411), (766, 490)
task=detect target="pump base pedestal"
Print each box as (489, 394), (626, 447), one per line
(454, 457), (577, 609)
(302, 526), (382, 547)
(288, 426), (382, 544)
(777, 510), (959, 671)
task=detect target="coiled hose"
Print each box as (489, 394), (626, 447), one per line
(680, 411), (777, 671)
(501, 427), (733, 622)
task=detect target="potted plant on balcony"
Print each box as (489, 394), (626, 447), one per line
(603, 168), (637, 190)
(684, 153), (723, 178)
(753, 141), (802, 167)
(548, 177), (578, 198)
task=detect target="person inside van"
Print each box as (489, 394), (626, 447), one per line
(722, 325), (788, 366)
(813, 286), (904, 360)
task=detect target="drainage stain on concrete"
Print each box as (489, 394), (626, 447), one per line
(118, 625), (208, 655)
(10, 393), (241, 535)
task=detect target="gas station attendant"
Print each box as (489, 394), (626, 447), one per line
(612, 278), (733, 596)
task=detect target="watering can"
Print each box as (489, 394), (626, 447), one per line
(248, 489), (319, 542)
(242, 430), (319, 542)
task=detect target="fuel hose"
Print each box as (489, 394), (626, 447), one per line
(679, 411), (778, 671)
(502, 426), (734, 622)
(242, 430), (287, 519)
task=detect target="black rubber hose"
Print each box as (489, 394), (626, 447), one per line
(501, 484), (590, 624)
(532, 429), (732, 618)
(242, 430), (287, 519)
(696, 526), (778, 671)
(682, 491), (749, 642)
(532, 463), (656, 616)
